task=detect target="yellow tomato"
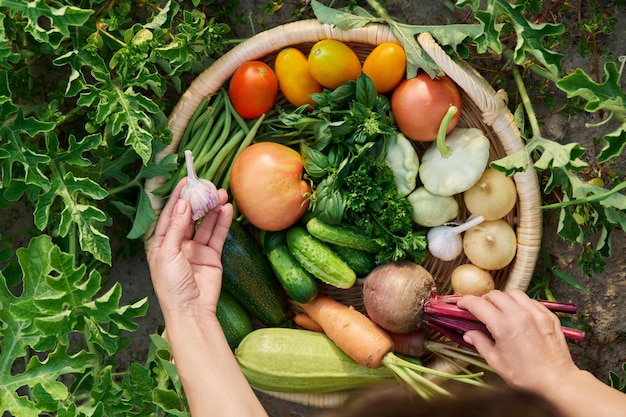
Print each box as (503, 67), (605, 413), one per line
(363, 42), (407, 93)
(274, 48), (323, 108)
(308, 39), (362, 89)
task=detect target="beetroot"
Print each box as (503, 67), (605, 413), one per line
(362, 261), (436, 334)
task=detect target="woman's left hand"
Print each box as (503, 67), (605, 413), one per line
(147, 178), (233, 317)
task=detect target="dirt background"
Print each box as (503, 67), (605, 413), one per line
(101, 1), (626, 416)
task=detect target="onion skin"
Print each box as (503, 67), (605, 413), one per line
(462, 219), (517, 270)
(463, 168), (517, 221)
(450, 264), (495, 296)
(362, 261), (436, 334)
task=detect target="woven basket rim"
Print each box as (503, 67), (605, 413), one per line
(144, 19), (544, 408)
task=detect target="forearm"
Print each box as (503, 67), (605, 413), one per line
(163, 308), (268, 417)
(539, 369), (626, 417)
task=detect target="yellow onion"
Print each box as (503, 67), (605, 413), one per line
(450, 264), (495, 296)
(463, 168), (517, 220)
(462, 219), (517, 270)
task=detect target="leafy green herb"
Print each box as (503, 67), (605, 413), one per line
(265, 72), (426, 263)
(342, 153), (427, 264)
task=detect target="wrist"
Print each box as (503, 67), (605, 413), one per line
(161, 302), (218, 330)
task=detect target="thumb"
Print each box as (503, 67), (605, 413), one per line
(162, 198), (192, 253)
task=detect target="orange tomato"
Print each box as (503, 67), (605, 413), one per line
(274, 48), (323, 108)
(363, 42), (407, 93)
(308, 39), (361, 89)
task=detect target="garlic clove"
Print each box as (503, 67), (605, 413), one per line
(180, 150), (220, 221)
(427, 226), (463, 261)
(426, 215), (485, 262)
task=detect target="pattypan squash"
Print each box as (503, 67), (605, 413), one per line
(419, 120), (490, 196)
(385, 133), (419, 196)
(407, 186), (458, 227)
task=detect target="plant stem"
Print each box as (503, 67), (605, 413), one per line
(436, 105), (459, 158)
(513, 67), (542, 140)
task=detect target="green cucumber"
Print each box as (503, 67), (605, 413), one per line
(329, 244), (377, 277)
(267, 244), (318, 303)
(216, 291), (253, 350)
(286, 226), (356, 289)
(235, 328), (394, 393)
(306, 217), (381, 253)
(222, 221), (288, 327)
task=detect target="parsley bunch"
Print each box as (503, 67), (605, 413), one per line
(342, 154), (427, 264)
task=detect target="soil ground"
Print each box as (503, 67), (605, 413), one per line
(24, 1), (624, 416)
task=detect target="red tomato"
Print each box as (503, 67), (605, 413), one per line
(229, 142), (311, 231)
(391, 72), (462, 142)
(229, 61), (278, 119)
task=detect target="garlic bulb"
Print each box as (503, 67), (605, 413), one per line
(180, 150), (219, 221)
(426, 215), (485, 261)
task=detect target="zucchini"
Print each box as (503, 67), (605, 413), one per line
(306, 217), (381, 253)
(216, 291), (253, 350)
(267, 243), (319, 304)
(235, 328), (394, 393)
(329, 244), (377, 277)
(222, 221), (288, 327)
(286, 226), (356, 289)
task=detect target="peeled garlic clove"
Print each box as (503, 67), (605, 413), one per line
(180, 150), (219, 221)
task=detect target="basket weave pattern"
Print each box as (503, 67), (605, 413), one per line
(144, 19), (543, 408)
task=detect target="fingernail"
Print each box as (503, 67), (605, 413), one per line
(175, 199), (188, 215)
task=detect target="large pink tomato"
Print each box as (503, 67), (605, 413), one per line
(391, 72), (462, 142)
(229, 142), (311, 231)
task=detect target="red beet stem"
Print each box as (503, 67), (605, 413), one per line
(427, 323), (475, 351)
(431, 294), (578, 314)
(425, 295), (585, 342)
(561, 326), (585, 342)
(427, 314), (489, 334)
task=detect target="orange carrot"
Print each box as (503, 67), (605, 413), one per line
(295, 294), (394, 368)
(293, 313), (324, 333)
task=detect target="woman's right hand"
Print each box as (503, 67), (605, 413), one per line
(457, 289), (579, 393)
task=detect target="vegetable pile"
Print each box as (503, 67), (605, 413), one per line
(165, 11), (584, 401)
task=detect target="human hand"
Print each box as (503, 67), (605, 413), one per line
(457, 289), (579, 393)
(147, 178), (233, 317)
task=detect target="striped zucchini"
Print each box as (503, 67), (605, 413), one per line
(222, 221), (288, 327)
(306, 217), (381, 253)
(235, 328), (394, 393)
(286, 226), (356, 289)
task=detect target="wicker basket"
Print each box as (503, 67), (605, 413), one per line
(144, 19), (543, 408)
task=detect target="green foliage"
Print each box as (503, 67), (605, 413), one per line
(608, 362), (626, 393)
(457, 0), (565, 76)
(0, 235), (188, 415)
(0, 0), (233, 415)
